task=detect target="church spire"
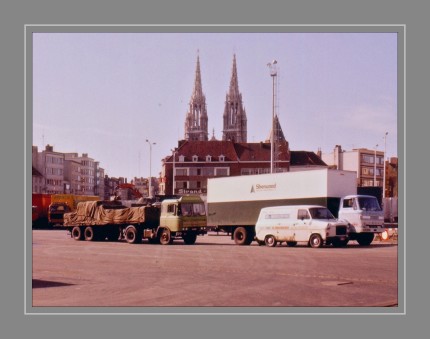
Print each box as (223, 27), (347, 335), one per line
(184, 53), (209, 141)
(222, 54), (247, 143)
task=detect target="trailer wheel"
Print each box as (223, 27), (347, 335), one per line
(357, 233), (374, 246)
(264, 235), (277, 247)
(125, 226), (142, 244)
(84, 226), (97, 241)
(71, 226), (84, 241)
(286, 241), (297, 247)
(233, 227), (248, 245)
(182, 232), (197, 245)
(159, 228), (172, 245)
(309, 234), (323, 248)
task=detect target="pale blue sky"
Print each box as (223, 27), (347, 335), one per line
(32, 32), (398, 180)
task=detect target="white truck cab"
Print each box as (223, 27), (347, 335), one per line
(255, 205), (349, 248)
(338, 195), (384, 246)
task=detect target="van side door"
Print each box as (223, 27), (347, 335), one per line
(295, 209), (311, 240)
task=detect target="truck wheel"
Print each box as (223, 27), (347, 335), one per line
(286, 241), (297, 247)
(233, 227), (248, 245)
(309, 234), (323, 248)
(264, 235), (277, 247)
(71, 226), (84, 241)
(159, 228), (172, 245)
(357, 233), (374, 246)
(84, 226), (97, 241)
(125, 226), (142, 244)
(183, 232), (197, 245)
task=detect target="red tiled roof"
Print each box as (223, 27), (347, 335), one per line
(169, 140), (290, 162)
(290, 151), (327, 166)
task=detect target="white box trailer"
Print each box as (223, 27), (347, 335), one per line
(207, 168), (357, 245)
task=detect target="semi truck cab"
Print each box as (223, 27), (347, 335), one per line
(339, 195), (384, 245)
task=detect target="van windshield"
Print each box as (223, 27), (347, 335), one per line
(309, 207), (335, 220)
(357, 197), (381, 211)
(180, 203), (206, 216)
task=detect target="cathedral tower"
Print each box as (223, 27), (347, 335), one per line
(184, 54), (209, 141)
(222, 54), (247, 143)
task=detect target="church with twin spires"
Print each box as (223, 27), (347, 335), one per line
(184, 54), (248, 143)
(158, 53), (301, 196)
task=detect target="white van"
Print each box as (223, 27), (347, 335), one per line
(255, 205), (349, 248)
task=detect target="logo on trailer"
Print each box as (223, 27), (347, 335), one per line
(251, 183), (277, 193)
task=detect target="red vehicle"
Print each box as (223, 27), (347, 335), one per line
(32, 193), (51, 228)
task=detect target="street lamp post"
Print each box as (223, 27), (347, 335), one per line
(267, 60), (277, 174)
(383, 132), (388, 198)
(145, 139), (156, 198)
(171, 148), (177, 196)
(374, 144), (378, 187)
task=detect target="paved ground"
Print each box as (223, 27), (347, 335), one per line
(31, 230), (399, 310)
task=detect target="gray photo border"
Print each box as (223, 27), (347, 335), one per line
(25, 24), (405, 316)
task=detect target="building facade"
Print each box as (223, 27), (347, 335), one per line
(159, 140), (290, 197)
(32, 145), (106, 199)
(321, 145), (385, 187)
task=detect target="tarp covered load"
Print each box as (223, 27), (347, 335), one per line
(63, 201), (160, 227)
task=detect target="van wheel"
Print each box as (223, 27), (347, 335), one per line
(264, 235), (277, 247)
(233, 227), (248, 246)
(71, 226), (84, 241)
(286, 241), (297, 247)
(309, 234), (323, 248)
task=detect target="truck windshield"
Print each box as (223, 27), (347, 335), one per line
(357, 197), (381, 211)
(181, 203), (206, 216)
(309, 207), (335, 220)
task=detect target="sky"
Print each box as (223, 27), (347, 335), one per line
(32, 32), (398, 180)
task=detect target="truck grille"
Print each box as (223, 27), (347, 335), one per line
(336, 226), (347, 236)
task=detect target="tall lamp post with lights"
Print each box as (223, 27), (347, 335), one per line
(145, 139), (156, 198)
(267, 60), (277, 174)
(383, 132), (388, 198)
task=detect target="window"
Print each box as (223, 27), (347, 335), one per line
(206, 155), (212, 162)
(219, 155), (225, 162)
(175, 168), (187, 176)
(215, 168), (229, 176)
(297, 209), (310, 220)
(179, 155), (185, 162)
(192, 155), (198, 162)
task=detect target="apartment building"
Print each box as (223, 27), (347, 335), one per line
(321, 145), (385, 187)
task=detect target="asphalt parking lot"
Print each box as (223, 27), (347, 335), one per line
(31, 230), (399, 311)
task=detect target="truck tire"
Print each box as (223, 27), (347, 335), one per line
(125, 226), (142, 244)
(71, 226), (84, 241)
(159, 228), (172, 245)
(233, 227), (248, 245)
(182, 232), (197, 245)
(332, 238), (349, 247)
(264, 235), (277, 247)
(357, 233), (374, 246)
(309, 234), (323, 248)
(84, 226), (97, 241)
